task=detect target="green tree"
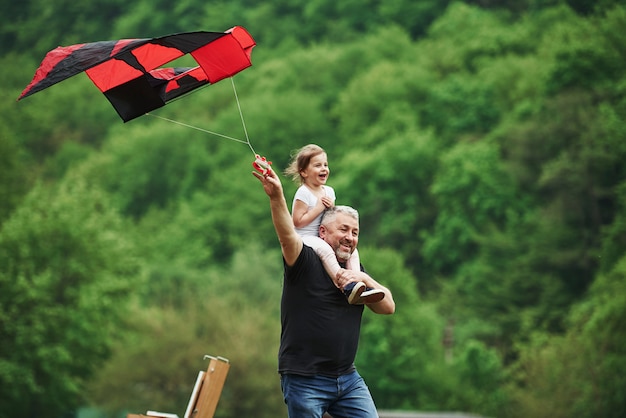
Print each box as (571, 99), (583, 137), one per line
(334, 132), (440, 287)
(8, 56), (118, 165)
(423, 140), (523, 275)
(0, 177), (140, 418)
(86, 245), (285, 418)
(508, 254), (626, 418)
(540, 3), (624, 94)
(357, 248), (446, 410)
(496, 88), (626, 300)
(76, 122), (215, 219)
(3, 1), (626, 416)
(0, 126), (29, 223)
(1, 0), (127, 58)
(419, 74), (502, 140)
(448, 340), (507, 416)
(377, 0), (451, 38)
(600, 181), (626, 273)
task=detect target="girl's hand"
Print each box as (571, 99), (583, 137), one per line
(320, 196), (334, 208)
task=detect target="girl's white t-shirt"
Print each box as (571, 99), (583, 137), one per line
(292, 185), (336, 237)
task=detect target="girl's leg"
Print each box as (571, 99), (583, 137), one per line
(302, 235), (342, 286)
(347, 248), (361, 271)
(302, 236), (366, 304)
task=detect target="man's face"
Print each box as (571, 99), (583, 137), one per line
(319, 213), (359, 262)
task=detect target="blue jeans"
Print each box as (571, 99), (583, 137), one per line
(280, 371), (379, 418)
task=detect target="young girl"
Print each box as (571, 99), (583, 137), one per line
(284, 144), (383, 304)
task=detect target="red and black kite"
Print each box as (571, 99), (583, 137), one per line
(18, 26), (255, 122)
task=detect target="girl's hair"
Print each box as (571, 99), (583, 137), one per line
(284, 144), (326, 185)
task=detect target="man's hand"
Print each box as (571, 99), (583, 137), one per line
(252, 165), (283, 198)
(253, 162), (303, 266)
(336, 269), (369, 290)
(336, 269), (396, 314)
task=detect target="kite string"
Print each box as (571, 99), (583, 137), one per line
(230, 77), (257, 156)
(145, 77), (258, 155)
(146, 113), (249, 144)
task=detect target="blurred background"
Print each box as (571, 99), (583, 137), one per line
(1, 0), (625, 417)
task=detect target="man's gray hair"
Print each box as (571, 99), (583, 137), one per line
(321, 205), (359, 226)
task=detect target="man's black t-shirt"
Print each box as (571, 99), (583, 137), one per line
(278, 245), (364, 377)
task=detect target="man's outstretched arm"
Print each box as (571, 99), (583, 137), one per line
(253, 167), (302, 266)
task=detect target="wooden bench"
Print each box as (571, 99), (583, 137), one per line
(127, 355), (230, 418)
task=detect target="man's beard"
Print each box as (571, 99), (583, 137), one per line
(335, 248), (351, 262)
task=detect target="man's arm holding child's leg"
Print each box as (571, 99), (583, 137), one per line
(336, 269), (395, 314)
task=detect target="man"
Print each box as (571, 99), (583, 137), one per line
(253, 165), (395, 418)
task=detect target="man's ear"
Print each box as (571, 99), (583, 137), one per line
(319, 224), (327, 239)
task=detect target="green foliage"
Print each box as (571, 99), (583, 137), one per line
(497, 87), (626, 298)
(540, 4), (625, 93)
(508, 255), (626, 417)
(358, 248), (508, 416)
(87, 302), (282, 418)
(448, 340), (508, 416)
(420, 74), (502, 139)
(357, 248), (443, 410)
(75, 122), (216, 219)
(0, 126), (29, 223)
(2, 1), (626, 417)
(222, 90), (333, 164)
(361, 300), (447, 411)
(0, 176), (139, 417)
(574, 260), (626, 416)
(10, 71), (118, 163)
(1, 0), (127, 58)
(86, 244), (284, 418)
(426, 2), (536, 72)
(334, 132), (440, 286)
(334, 60), (427, 144)
(377, 0), (451, 38)
(600, 180), (626, 273)
(423, 140), (522, 274)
